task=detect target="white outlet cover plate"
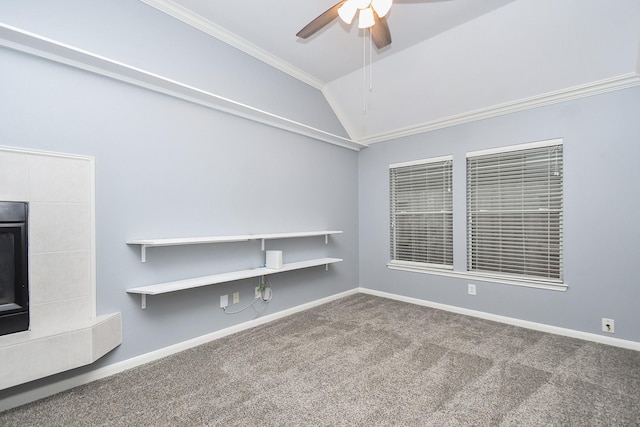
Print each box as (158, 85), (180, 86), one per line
(602, 318), (615, 333)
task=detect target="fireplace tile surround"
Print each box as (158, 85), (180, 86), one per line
(0, 146), (121, 390)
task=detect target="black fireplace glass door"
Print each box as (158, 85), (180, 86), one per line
(0, 230), (17, 306)
(0, 201), (29, 335)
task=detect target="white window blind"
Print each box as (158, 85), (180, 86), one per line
(390, 156), (453, 269)
(466, 141), (563, 282)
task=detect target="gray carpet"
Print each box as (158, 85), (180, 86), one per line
(1, 294), (639, 426)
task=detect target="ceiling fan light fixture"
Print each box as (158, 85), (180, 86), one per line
(353, 0), (372, 9)
(358, 7), (375, 29)
(371, 0), (393, 18)
(338, 0), (358, 24)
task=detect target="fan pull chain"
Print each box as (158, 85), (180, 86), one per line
(369, 28), (373, 93)
(363, 28), (374, 115)
(363, 29), (367, 115)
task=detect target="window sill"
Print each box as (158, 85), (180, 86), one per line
(387, 263), (567, 292)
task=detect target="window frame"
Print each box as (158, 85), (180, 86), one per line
(386, 139), (567, 292)
(466, 139), (564, 285)
(388, 155), (454, 272)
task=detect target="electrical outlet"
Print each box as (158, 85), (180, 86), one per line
(602, 318), (615, 333)
(220, 295), (228, 308)
(468, 284), (476, 295)
(232, 292), (240, 304)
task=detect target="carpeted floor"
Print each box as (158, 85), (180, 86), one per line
(1, 294), (639, 426)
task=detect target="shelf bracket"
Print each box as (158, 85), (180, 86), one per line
(140, 245), (148, 263)
(325, 234), (329, 244)
(261, 239), (265, 251)
(141, 294), (147, 309)
(326, 263), (329, 271)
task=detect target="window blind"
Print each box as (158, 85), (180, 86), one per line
(466, 141), (563, 282)
(390, 157), (453, 269)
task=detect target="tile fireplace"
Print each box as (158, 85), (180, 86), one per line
(0, 146), (121, 392)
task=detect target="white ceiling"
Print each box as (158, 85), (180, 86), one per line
(149, 0), (517, 86)
(141, 0), (640, 144)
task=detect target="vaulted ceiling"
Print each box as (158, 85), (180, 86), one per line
(153, 0), (640, 145)
(140, 0), (640, 143)
(17, 0), (640, 146)
(142, 0), (519, 86)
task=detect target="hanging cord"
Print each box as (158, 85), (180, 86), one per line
(362, 27), (374, 115)
(259, 278), (272, 303)
(222, 296), (261, 315)
(222, 278), (271, 315)
(363, 28), (367, 115)
(369, 27), (373, 93)
(445, 160), (452, 193)
(255, 279), (272, 316)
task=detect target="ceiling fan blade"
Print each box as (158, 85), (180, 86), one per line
(296, 1), (346, 39)
(371, 13), (392, 49)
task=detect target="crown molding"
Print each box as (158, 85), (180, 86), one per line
(357, 73), (640, 145)
(321, 84), (360, 142)
(0, 24), (365, 151)
(138, 0), (325, 90)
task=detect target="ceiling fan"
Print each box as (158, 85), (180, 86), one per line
(297, 0), (394, 49)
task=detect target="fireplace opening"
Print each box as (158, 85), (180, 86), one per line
(0, 201), (29, 336)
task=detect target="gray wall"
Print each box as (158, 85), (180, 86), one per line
(359, 86), (640, 342)
(0, 0), (348, 137)
(1, 0), (639, 402)
(0, 1), (358, 397)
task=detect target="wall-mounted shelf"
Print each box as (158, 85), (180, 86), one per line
(127, 257), (342, 309)
(127, 230), (342, 262)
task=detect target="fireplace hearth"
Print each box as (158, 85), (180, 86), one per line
(0, 148), (122, 392)
(0, 201), (29, 336)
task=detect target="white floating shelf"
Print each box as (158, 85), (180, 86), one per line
(127, 257), (342, 308)
(127, 230), (342, 262)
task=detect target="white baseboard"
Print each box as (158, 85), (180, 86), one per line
(3, 286), (638, 412)
(358, 287), (640, 351)
(0, 288), (359, 412)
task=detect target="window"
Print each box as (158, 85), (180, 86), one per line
(389, 156), (453, 270)
(466, 140), (563, 283)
